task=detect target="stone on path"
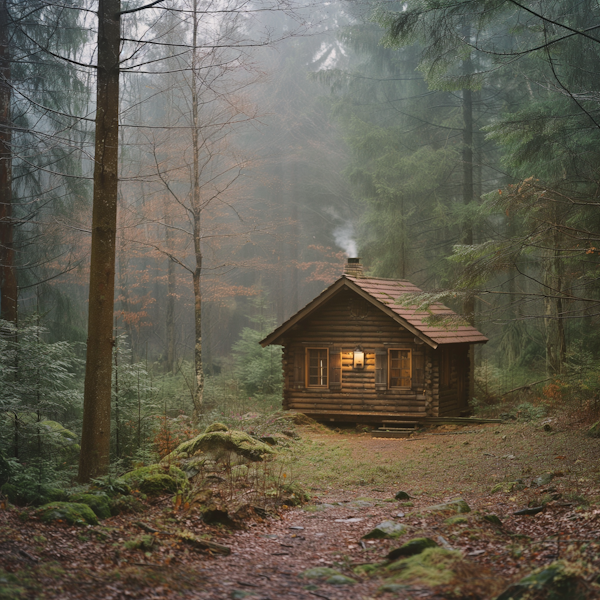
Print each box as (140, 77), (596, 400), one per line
(424, 498), (471, 514)
(387, 537), (439, 560)
(362, 520), (406, 539)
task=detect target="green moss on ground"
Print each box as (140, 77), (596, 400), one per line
(121, 464), (188, 496)
(69, 493), (111, 520)
(35, 502), (98, 526)
(162, 429), (275, 464)
(385, 547), (462, 587)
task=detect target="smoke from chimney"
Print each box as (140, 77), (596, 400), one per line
(333, 222), (358, 257)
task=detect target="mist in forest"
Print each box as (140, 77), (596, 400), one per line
(3, 0), (600, 471)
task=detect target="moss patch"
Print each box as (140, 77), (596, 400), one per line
(69, 493), (111, 520)
(35, 502), (98, 526)
(162, 430), (275, 464)
(424, 498), (471, 514)
(121, 464), (188, 496)
(387, 537), (439, 560)
(385, 548), (462, 587)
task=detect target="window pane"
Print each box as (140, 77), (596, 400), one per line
(389, 349), (410, 388)
(308, 349), (328, 387)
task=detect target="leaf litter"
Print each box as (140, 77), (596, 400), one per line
(1, 420), (600, 598)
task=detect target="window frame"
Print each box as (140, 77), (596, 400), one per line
(388, 348), (412, 389)
(306, 347), (329, 388)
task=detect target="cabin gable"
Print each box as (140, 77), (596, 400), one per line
(281, 287), (439, 419)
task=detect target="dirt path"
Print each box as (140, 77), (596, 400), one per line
(2, 425), (600, 599)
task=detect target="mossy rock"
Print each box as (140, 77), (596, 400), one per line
(301, 567), (342, 579)
(491, 482), (518, 494)
(281, 482), (310, 506)
(482, 514), (502, 527)
(36, 501), (98, 526)
(1, 483), (68, 507)
(495, 560), (589, 600)
(110, 494), (145, 515)
(121, 464), (188, 496)
(353, 563), (381, 576)
(385, 547), (462, 587)
(445, 515), (468, 526)
(69, 493), (111, 520)
(387, 537), (439, 561)
(395, 491), (411, 501)
(162, 430), (275, 465)
(205, 422), (229, 433)
(424, 498), (471, 514)
(362, 520), (407, 540)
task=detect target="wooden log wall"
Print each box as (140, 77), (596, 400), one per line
(281, 288), (430, 417)
(434, 344), (470, 416)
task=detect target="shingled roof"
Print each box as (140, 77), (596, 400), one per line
(260, 274), (488, 349)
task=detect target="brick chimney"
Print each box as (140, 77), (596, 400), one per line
(343, 257), (364, 278)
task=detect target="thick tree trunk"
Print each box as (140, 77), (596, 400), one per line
(0, 0), (16, 323)
(190, 0), (203, 422)
(78, 0), (120, 483)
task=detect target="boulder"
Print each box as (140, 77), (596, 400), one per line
(424, 498), (471, 514)
(69, 492), (111, 520)
(482, 514), (502, 526)
(36, 501), (98, 526)
(387, 537), (438, 560)
(494, 560), (589, 600)
(531, 472), (554, 487)
(394, 491), (411, 500)
(362, 520), (406, 540)
(121, 464), (188, 496)
(161, 429), (274, 466)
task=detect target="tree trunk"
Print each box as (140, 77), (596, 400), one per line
(78, 0), (120, 483)
(165, 208), (176, 373)
(461, 51), (475, 325)
(544, 245), (566, 376)
(0, 0), (16, 323)
(191, 0), (203, 422)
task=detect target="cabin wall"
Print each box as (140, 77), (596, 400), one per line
(434, 344), (470, 417)
(281, 289), (431, 418)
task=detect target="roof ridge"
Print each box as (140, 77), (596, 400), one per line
(344, 275), (416, 284)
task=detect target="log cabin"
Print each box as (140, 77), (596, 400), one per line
(260, 258), (488, 425)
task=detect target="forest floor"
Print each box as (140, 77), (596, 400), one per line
(2, 417), (600, 599)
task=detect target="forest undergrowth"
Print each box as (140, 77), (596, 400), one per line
(2, 390), (600, 599)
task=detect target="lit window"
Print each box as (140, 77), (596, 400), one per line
(307, 348), (328, 387)
(389, 349), (411, 388)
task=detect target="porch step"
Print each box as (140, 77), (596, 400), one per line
(372, 421), (419, 439)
